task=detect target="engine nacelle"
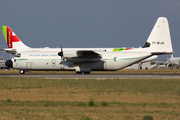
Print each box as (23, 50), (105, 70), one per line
(61, 61), (75, 70)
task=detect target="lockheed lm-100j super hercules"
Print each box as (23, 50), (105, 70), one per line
(2, 17), (172, 74)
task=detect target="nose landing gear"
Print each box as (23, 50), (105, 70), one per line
(19, 70), (25, 74)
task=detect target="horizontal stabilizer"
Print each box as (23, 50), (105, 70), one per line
(0, 48), (17, 54)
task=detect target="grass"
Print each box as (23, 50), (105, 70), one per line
(0, 77), (180, 119)
(1, 68), (180, 74)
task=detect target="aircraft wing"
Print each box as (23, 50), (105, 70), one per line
(0, 48), (17, 54)
(59, 50), (102, 63)
(60, 50), (101, 58)
(77, 50), (101, 57)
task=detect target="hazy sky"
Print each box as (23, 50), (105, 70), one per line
(0, 0), (180, 60)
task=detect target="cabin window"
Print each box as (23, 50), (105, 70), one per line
(14, 59), (16, 62)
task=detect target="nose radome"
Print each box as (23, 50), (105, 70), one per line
(5, 60), (13, 68)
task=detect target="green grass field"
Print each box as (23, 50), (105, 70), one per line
(1, 68), (180, 74)
(0, 77), (180, 119)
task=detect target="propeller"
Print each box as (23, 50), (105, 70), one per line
(58, 45), (63, 64)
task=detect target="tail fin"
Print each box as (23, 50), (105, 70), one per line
(1, 26), (29, 49)
(143, 17), (173, 54)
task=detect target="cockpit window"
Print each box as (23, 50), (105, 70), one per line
(14, 53), (21, 58)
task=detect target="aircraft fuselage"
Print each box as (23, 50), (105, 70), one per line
(8, 51), (152, 72)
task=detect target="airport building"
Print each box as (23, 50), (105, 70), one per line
(125, 62), (154, 70)
(0, 56), (7, 69)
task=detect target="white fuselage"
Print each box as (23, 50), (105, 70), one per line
(11, 49), (152, 71)
(14, 47), (157, 64)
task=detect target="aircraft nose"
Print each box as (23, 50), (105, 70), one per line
(5, 60), (13, 68)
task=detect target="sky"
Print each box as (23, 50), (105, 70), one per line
(0, 0), (180, 60)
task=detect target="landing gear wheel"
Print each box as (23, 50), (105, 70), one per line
(76, 72), (82, 74)
(19, 70), (25, 74)
(138, 67), (142, 69)
(84, 71), (90, 74)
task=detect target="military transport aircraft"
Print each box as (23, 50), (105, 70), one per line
(1, 17), (173, 74)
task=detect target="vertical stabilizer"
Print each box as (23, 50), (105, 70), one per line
(1, 26), (30, 49)
(143, 17), (173, 54)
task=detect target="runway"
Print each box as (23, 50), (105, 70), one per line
(1, 74), (180, 79)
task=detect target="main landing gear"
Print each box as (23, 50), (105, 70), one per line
(76, 71), (90, 74)
(84, 71), (90, 74)
(19, 70), (25, 74)
(76, 72), (82, 74)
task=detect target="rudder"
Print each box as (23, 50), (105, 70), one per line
(143, 17), (173, 54)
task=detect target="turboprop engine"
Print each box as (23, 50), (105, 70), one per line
(58, 51), (83, 58)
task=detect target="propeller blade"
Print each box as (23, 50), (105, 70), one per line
(61, 45), (63, 63)
(58, 45), (63, 64)
(61, 45), (62, 52)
